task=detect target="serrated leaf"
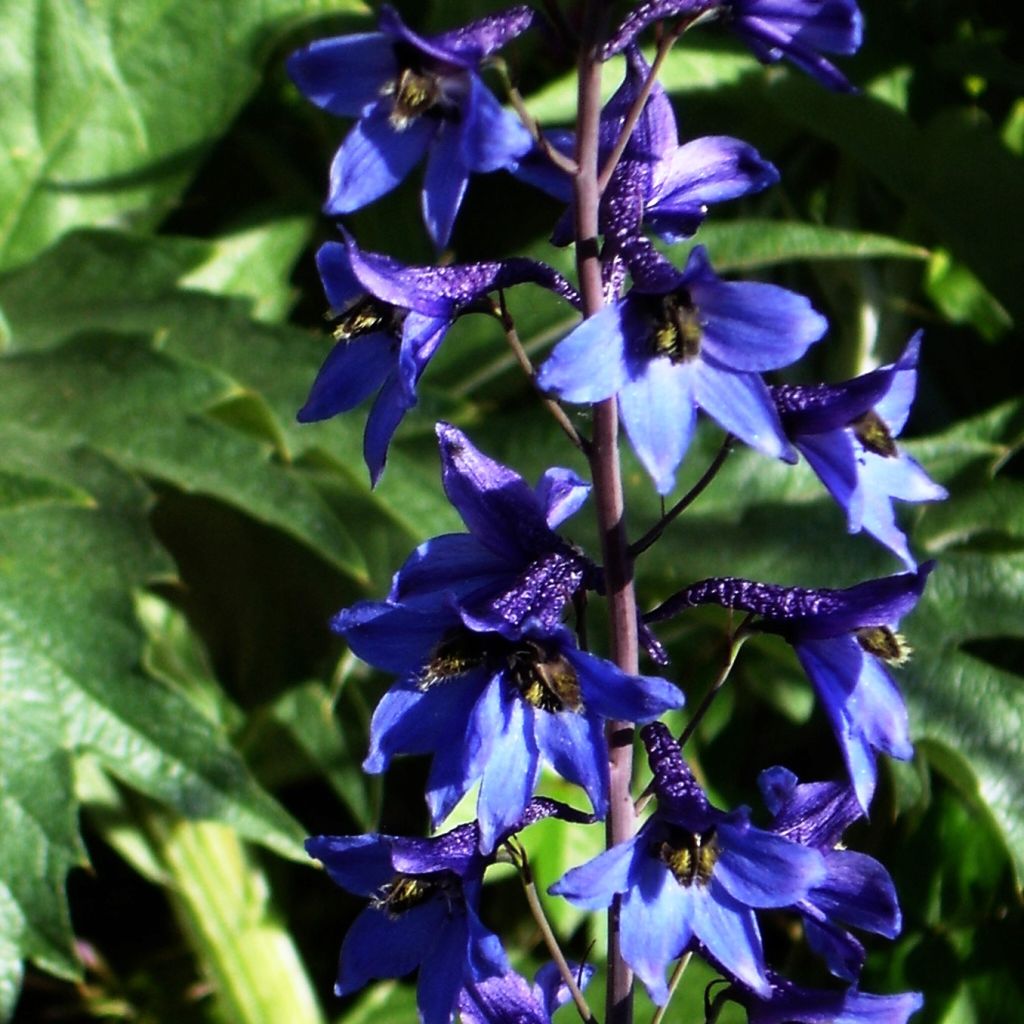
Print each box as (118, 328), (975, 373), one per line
(0, 431), (308, 1016)
(0, 0), (368, 270)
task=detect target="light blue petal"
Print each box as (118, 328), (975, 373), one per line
(875, 332), (922, 434)
(715, 824), (826, 906)
(423, 120), (470, 247)
(535, 467), (591, 528)
(326, 105), (434, 214)
(550, 835), (643, 910)
(618, 360), (697, 495)
(536, 304), (630, 403)
(692, 882), (770, 996)
(535, 709), (608, 819)
(567, 647), (684, 722)
(797, 430), (865, 530)
(695, 363), (795, 462)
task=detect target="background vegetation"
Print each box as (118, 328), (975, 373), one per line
(1, 0), (1022, 1021)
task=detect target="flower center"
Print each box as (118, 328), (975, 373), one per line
(651, 292), (703, 363)
(855, 626), (912, 665)
(656, 827), (719, 887)
(850, 410), (897, 457)
(371, 873), (458, 919)
(420, 629), (492, 689)
(385, 66), (443, 130)
(327, 295), (398, 342)
(507, 642), (583, 713)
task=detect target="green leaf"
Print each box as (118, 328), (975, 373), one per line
(0, 0), (368, 271)
(0, 430), (307, 1016)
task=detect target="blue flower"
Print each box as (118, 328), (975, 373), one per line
(537, 240), (827, 494)
(333, 425), (682, 850)
(603, 0), (864, 92)
(516, 47), (778, 246)
(772, 332), (948, 569)
(458, 962), (594, 1024)
(731, 973), (923, 1024)
(288, 5), (535, 245)
(759, 766), (901, 981)
(298, 236), (579, 485)
(307, 799), (584, 1024)
(550, 724), (826, 1001)
(647, 563), (934, 809)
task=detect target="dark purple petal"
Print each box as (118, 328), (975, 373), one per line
(459, 969), (546, 1024)
(326, 104), (435, 214)
(430, 5), (535, 65)
(287, 33), (396, 117)
(802, 913), (866, 982)
(811, 849), (901, 937)
(796, 430), (863, 529)
(390, 533), (514, 606)
(363, 374), (412, 486)
(623, 236), (688, 294)
(758, 766), (862, 847)
(602, 0), (714, 58)
(297, 332), (396, 422)
(772, 370), (896, 436)
(331, 599), (453, 673)
(423, 120), (470, 248)
(535, 961), (595, 1017)
(305, 834), (393, 896)
(390, 821), (479, 877)
(742, 974), (923, 1024)
(641, 723), (712, 823)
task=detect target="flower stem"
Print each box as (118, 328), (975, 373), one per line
(650, 952), (692, 1024)
(574, 5), (637, 1024)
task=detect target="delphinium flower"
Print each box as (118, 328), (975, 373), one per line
(288, 5), (535, 245)
(602, 0), (864, 93)
(647, 563), (934, 809)
(550, 723), (826, 1001)
(537, 239), (827, 494)
(334, 425), (684, 850)
(772, 332), (948, 569)
(307, 799), (588, 1024)
(758, 766), (901, 980)
(515, 47), (778, 246)
(458, 961), (595, 1024)
(726, 973), (923, 1024)
(298, 234), (579, 484)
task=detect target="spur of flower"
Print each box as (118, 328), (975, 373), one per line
(458, 961), (594, 1024)
(772, 332), (948, 569)
(306, 799), (586, 1024)
(333, 424), (682, 851)
(298, 236), (578, 485)
(537, 239), (827, 494)
(288, 5), (534, 246)
(550, 723), (826, 1001)
(516, 47), (778, 246)
(759, 766), (901, 980)
(647, 562), (934, 809)
(603, 0), (864, 93)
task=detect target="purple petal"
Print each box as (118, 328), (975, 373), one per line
(331, 599), (451, 673)
(430, 5), (535, 64)
(811, 848), (901, 936)
(619, 359), (698, 495)
(326, 104), (434, 214)
(391, 822), (479, 877)
(602, 1), (709, 59)
(875, 332), (923, 434)
(287, 33), (396, 117)
(363, 373), (412, 486)
(390, 533), (514, 605)
(694, 363), (796, 462)
(423, 120), (470, 248)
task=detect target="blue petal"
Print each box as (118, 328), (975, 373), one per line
(797, 430), (864, 530)
(297, 333), (395, 422)
(423, 120), (470, 247)
(331, 599), (451, 673)
(695, 363), (796, 462)
(363, 372), (411, 486)
(875, 332), (923, 434)
(535, 467), (591, 528)
(620, 858), (694, 1005)
(391, 533), (513, 605)
(567, 647), (684, 722)
(686, 247), (827, 371)
(315, 240), (363, 309)
(803, 913), (865, 982)
(287, 33), (396, 117)
(534, 709), (609, 819)
(715, 823), (826, 906)
(305, 833), (393, 896)
(326, 104), (434, 214)
(692, 881), (770, 996)
(618, 359), (698, 495)
(476, 694), (540, 853)
(418, 914), (470, 1024)
(465, 898), (510, 978)
(461, 75), (533, 172)
(812, 849), (901, 936)
(550, 835), (643, 910)
(536, 303), (631, 403)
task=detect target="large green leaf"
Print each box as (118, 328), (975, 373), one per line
(0, 427), (307, 1020)
(0, 0), (368, 271)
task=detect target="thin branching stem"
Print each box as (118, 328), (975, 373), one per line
(650, 952), (693, 1024)
(508, 839), (597, 1023)
(629, 435), (735, 558)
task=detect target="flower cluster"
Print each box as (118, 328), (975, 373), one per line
(289, 3), (937, 1023)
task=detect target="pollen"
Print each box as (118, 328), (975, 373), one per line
(657, 829), (719, 887)
(851, 410), (898, 458)
(327, 296), (394, 342)
(387, 67), (442, 129)
(508, 643), (583, 713)
(855, 626), (913, 665)
(419, 630), (490, 689)
(651, 292), (702, 363)
(371, 875), (435, 918)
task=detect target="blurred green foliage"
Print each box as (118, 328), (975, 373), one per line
(1, 0), (1021, 1021)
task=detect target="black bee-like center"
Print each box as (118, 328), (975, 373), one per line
(370, 872), (459, 919)
(650, 291), (703, 364)
(327, 295), (397, 342)
(656, 827), (719, 887)
(507, 642), (583, 714)
(854, 625), (912, 665)
(419, 629), (492, 689)
(850, 409), (898, 458)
